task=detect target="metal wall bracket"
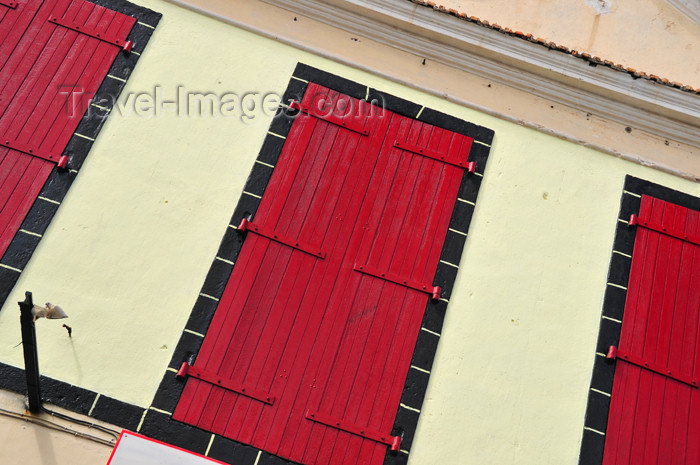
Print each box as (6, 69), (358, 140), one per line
(238, 218), (326, 259)
(354, 263), (441, 300)
(289, 100), (370, 136)
(305, 409), (401, 451)
(49, 16), (133, 52)
(607, 345), (698, 388)
(176, 362), (275, 405)
(629, 214), (700, 246)
(394, 140), (475, 172)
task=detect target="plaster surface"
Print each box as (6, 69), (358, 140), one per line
(170, 0), (700, 180)
(0, 1), (698, 464)
(0, 389), (115, 465)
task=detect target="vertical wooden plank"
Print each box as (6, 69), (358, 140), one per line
(616, 196), (665, 465)
(174, 98), (321, 427)
(29, 7), (132, 153)
(294, 112), (410, 465)
(651, 202), (687, 465)
(347, 127), (461, 465)
(633, 200), (678, 465)
(365, 134), (469, 465)
(0, 0), (74, 124)
(312, 117), (431, 465)
(0, 0), (45, 74)
(604, 196), (700, 465)
(0, 153), (52, 255)
(232, 97), (362, 444)
(0, 148), (20, 187)
(8, 1), (99, 140)
(0, 0), (137, 260)
(44, 9), (133, 152)
(603, 195), (654, 465)
(268, 95), (388, 461)
(212, 97), (344, 439)
(680, 212), (700, 464)
(174, 85), (477, 465)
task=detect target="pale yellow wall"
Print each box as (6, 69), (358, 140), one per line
(0, 0), (698, 464)
(171, 0), (699, 181)
(412, 125), (698, 465)
(438, 0), (700, 86)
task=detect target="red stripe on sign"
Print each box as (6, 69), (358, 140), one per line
(175, 85), (472, 465)
(603, 196), (700, 465)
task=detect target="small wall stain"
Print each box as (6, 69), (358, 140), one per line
(584, 0), (611, 15)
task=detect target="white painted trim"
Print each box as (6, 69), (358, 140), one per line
(667, 0), (700, 25)
(260, 0), (699, 149)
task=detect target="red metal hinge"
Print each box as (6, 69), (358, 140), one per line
(628, 213), (700, 246)
(238, 218), (326, 259)
(305, 410), (401, 451)
(0, 139), (60, 163)
(0, 0), (18, 8)
(49, 16), (134, 53)
(393, 140), (475, 172)
(289, 100), (370, 136)
(176, 362), (275, 405)
(354, 263), (441, 300)
(607, 346), (698, 388)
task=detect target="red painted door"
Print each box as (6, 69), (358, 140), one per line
(604, 195), (700, 465)
(0, 0), (135, 256)
(174, 83), (474, 465)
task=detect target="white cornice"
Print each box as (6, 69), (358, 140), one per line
(261, 0), (700, 149)
(667, 0), (700, 25)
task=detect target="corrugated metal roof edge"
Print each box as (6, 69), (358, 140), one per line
(410, 0), (700, 95)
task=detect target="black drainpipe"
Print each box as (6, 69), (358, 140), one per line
(18, 291), (42, 413)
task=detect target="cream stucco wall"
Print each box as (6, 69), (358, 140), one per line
(166, 0), (700, 180)
(0, 390), (115, 465)
(438, 0), (700, 87)
(0, 0), (698, 464)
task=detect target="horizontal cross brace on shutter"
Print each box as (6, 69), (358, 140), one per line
(289, 100), (370, 136)
(48, 17), (133, 52)
(238, 218), (326, 258)
(0, 0), (18, 8)
(176, 362), (275, 405)
(305, 410), (401, 451)
(607, 346), (698, 388)
(0, 139), (67, 166)
(393, 140), (475, 172)
(354, 263), (441, 300)
(629, 214), (700, 246)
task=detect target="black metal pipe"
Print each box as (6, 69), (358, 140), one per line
(18, 291), (42, 413)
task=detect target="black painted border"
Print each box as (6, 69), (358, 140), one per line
(0, 63), (494, 465)
(578, 175), (700, 465)
(0, 0), (162, 306)
(155, 63), (494, 465)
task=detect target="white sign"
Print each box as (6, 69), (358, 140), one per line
(107, 431), (225, 465)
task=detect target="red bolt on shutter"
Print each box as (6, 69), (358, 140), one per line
(0, 0), (135, 257)
(174, 84), (475, 465)
(603, 195), (700, 465)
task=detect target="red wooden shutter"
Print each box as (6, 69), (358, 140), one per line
(604, 195), (700, 465)
(0, 0), (135, 256)
(174, 83), (474, 465)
